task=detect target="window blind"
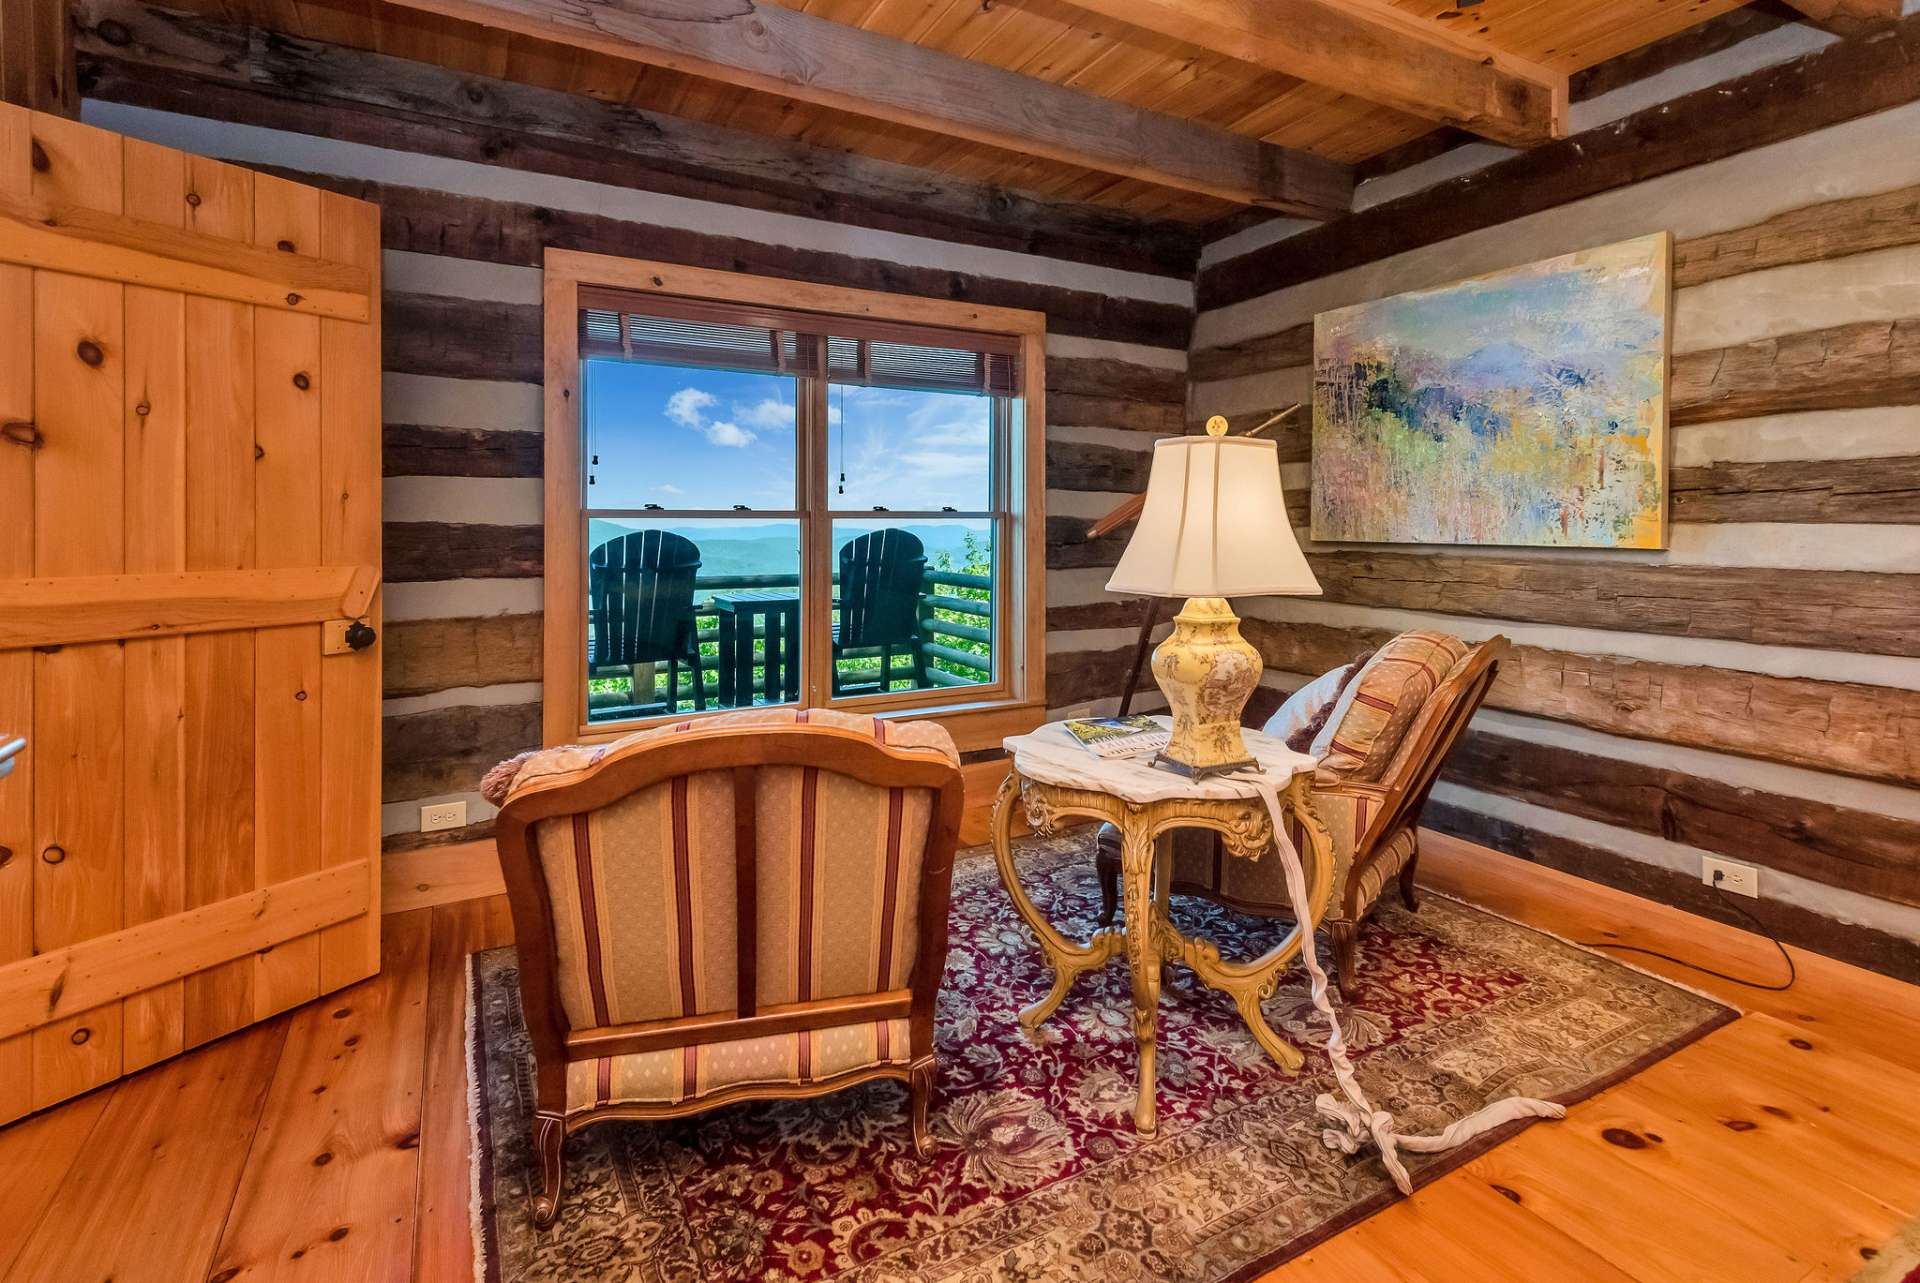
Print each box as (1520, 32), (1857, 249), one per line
(825, 335), (1019, 396)
(579, 286), (1022, 395)
(579, 295), (823, 375)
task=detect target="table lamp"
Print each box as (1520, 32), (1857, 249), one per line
(1105, 416), (1322, 777)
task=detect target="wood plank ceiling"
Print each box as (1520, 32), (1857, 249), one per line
(159, 0), (1763, 222)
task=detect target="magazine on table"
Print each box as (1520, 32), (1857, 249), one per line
(1061, 715), (1170, 759)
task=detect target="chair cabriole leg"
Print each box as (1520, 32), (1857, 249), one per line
(909, 1060), (936, 1157)
(1329, 918), (1359, 1000)
(532, 1112), (566, 1229)
(1097, 855), (1119, 926)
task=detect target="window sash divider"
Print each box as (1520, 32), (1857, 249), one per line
(825, 511), (999, 521)
(583, 512), (1003, 521)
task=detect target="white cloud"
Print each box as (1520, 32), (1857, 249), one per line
(666, 387), (716, 430)
(734, 398), (796, 431)
(704, 420), (755, 448)
(666, 386), (755, 448)
(835, 392), (991, 506)
(658, 482), (684, 495)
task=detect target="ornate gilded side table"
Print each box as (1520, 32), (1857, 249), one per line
(990, 719), (1342, 1134)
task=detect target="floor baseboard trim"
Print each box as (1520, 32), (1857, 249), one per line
(1424, 801), (1920, 985)
(384, 839), (506, 916)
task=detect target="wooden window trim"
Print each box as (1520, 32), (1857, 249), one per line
(542, 249), (1048, 749)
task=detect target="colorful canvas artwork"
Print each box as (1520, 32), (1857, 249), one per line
(1311, 232), (1671, 549)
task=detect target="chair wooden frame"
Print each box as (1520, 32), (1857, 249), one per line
(495, 723), (965, 1227)
(1319, 636), (1510, 992)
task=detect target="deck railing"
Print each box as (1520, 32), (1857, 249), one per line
(588, 568), (993, 713)
(916, 567), (993, 687)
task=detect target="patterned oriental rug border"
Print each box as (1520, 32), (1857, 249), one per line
(468, 831), (1737, 1283)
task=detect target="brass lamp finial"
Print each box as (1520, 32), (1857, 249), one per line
(1205, 414), (1229, 437)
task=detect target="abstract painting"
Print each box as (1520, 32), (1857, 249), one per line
(1311, 232), (1671, 549)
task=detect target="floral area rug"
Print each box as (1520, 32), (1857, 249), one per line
(469, 829), (1734, 1282)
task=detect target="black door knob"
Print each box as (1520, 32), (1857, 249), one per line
(344, 621), (377, 651)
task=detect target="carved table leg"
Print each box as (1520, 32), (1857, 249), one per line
(1211, 948), (1306, 1072)
(987, 770), (1341, 1122)
(1159, 912), (1307, 1073)
(989, 775), (1124, 1030)
(1155, 780), (1339, 1074)
(1120, 825), (1164, 1133)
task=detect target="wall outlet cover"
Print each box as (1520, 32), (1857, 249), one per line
(1060, 704), (1094, 722)
(1702, 856), (1759, 899)
(420, 800), (469, 833)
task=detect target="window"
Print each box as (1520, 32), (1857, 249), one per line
(543, 253), (1046, 745)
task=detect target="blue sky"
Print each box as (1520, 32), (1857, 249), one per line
(584, 359), (992, 513)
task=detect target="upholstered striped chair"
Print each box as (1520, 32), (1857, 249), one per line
(487, 708), (964, 1227)
(1095, 632), (1508, 999)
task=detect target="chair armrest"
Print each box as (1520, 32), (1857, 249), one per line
(1310, 778), (1393, 807)
(1303, 778), (1400, 868)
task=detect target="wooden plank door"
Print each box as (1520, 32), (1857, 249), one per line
(0, 103), (382, 1122)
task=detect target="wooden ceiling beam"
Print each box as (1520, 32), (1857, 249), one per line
(1056, 0), (1565, 147)
(74, 0), (1204, 276)
(373, 0), (1353, 216)
(1196, 10), (1920, 310)
(1776, 0), (1903, 37)
(0, 0), (78, 116)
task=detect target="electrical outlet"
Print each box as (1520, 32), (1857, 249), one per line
(1060, 704), (1094, 721)
(1703, 856), (1759, 898)
(420, 800), (468, 833)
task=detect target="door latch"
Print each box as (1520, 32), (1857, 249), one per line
(323, 619), (379, 655)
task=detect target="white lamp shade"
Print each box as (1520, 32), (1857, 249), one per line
(1105, 434), (1321, 599)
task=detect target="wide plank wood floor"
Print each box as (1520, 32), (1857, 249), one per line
(1, 832), (1915, 1282)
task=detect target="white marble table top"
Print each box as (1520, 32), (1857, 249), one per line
(1004, 716), (1316, 806)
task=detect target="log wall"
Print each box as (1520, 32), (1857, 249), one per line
(1182, 26), (1920, 980)
(74, 34), (1192, 849)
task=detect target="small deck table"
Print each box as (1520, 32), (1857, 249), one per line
(710, 589), (801, 707)
(991, 718), (1342, 1133)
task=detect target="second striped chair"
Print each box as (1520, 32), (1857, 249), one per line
(486, 708), (964, 1226)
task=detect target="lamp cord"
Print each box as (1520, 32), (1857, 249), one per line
(835, 382), (846, 495)
(1576, 869), (1797, 992)
(1229, 770), (1564, 1195)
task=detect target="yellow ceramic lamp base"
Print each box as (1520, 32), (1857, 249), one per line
(1150, 595), (1262, 778)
